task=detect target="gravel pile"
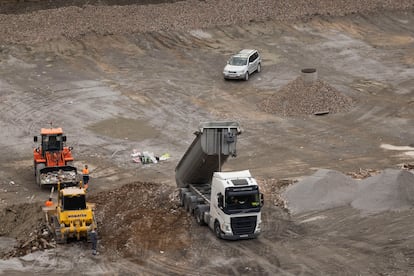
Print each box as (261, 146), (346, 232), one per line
(0, 0), (413, 44)
(260, 76), (354, 116)
(352, 169), (414, 214)
(283, 169), (414, 215)
(282, 169), (357, 214)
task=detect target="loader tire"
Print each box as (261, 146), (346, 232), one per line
(36, 163), (45, 187)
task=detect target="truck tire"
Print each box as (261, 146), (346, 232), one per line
(179, 188), (189, 207)
(257, 63), (261, 73)
(183, 192), (193, 212)
(188, 195), (197, 214)
(36, 163), (45, 187)
(214, 221), (222, 239)
(244, 72), (249, 81)
(184, 194), (196, 213)
(195, 205), (207, 226)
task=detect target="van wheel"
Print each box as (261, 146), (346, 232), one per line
(244, 72), (249, 81)
(257, 63), (261, 73)
(214, 221), (222, 239)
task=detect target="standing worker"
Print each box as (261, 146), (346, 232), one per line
(45, 186), (54, 207)
(45, 197), (53, 207)
(90, 228), (98, 255)
(82, 164), (90, 191)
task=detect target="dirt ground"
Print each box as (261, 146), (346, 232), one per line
(0, 1), (414, 275)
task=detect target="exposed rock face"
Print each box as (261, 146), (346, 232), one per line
(0, 0), (414, 43)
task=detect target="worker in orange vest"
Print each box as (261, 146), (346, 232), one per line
(45, 197), (53, 207)
(82, 165), (90, 191)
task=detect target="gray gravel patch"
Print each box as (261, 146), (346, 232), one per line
(283, 169), (357, 214)
(352, 169), (414, 214)
(283, 169), (414, 215)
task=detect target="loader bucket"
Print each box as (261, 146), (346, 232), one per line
(39, 166), (78, 186)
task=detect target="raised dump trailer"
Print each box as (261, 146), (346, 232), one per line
(176, 121), (263, 240)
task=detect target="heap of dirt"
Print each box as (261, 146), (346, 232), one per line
(283, 169), (414, 215)
(0, 182), (191, 260)
(0, 202), (54, 258)
(260, 76), (354, 116)
(89, 182), (191, 258)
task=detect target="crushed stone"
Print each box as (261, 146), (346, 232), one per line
(283, 169), (414, 215)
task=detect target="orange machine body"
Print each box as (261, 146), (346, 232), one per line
(33, 127), (77, 187)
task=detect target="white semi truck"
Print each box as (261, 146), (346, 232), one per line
(176, 122), (263, 240)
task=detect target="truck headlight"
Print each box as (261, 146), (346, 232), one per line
(256, 222), (261, 232)
(224, 223), (231, 232)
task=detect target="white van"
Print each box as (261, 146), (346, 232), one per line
(223, 49), (261, 81)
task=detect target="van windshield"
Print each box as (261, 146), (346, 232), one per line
(229, 57), (247, 66)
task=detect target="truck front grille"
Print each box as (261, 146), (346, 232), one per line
(231, 216), (257, 235)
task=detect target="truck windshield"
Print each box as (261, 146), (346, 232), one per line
(225, 192), (260, 211)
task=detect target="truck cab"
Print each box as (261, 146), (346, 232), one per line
(210, 170), (263, 239)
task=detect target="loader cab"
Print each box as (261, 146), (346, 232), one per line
(34, 128), (67, 153)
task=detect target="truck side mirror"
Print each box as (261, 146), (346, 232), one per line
(34, 136), (38, 143)
(62, 136), (67, 142)
(260, 193), (264, 206)
(224, 132), (235, 143)
(217, 193), (223, 208)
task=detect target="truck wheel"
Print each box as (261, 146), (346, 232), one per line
(195, 207), (206, 226)
(214, 221), (222, 239)
(257, 63), (261, 73)
(183, 192), (193, 212)
(188, 195), (197, 214)
(244, 72), (249, 81)
(179, 188), (189, 207)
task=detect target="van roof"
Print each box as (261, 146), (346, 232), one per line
(238, 49), (257, 56)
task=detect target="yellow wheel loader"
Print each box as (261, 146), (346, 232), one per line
(42, 183), (97, 243)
